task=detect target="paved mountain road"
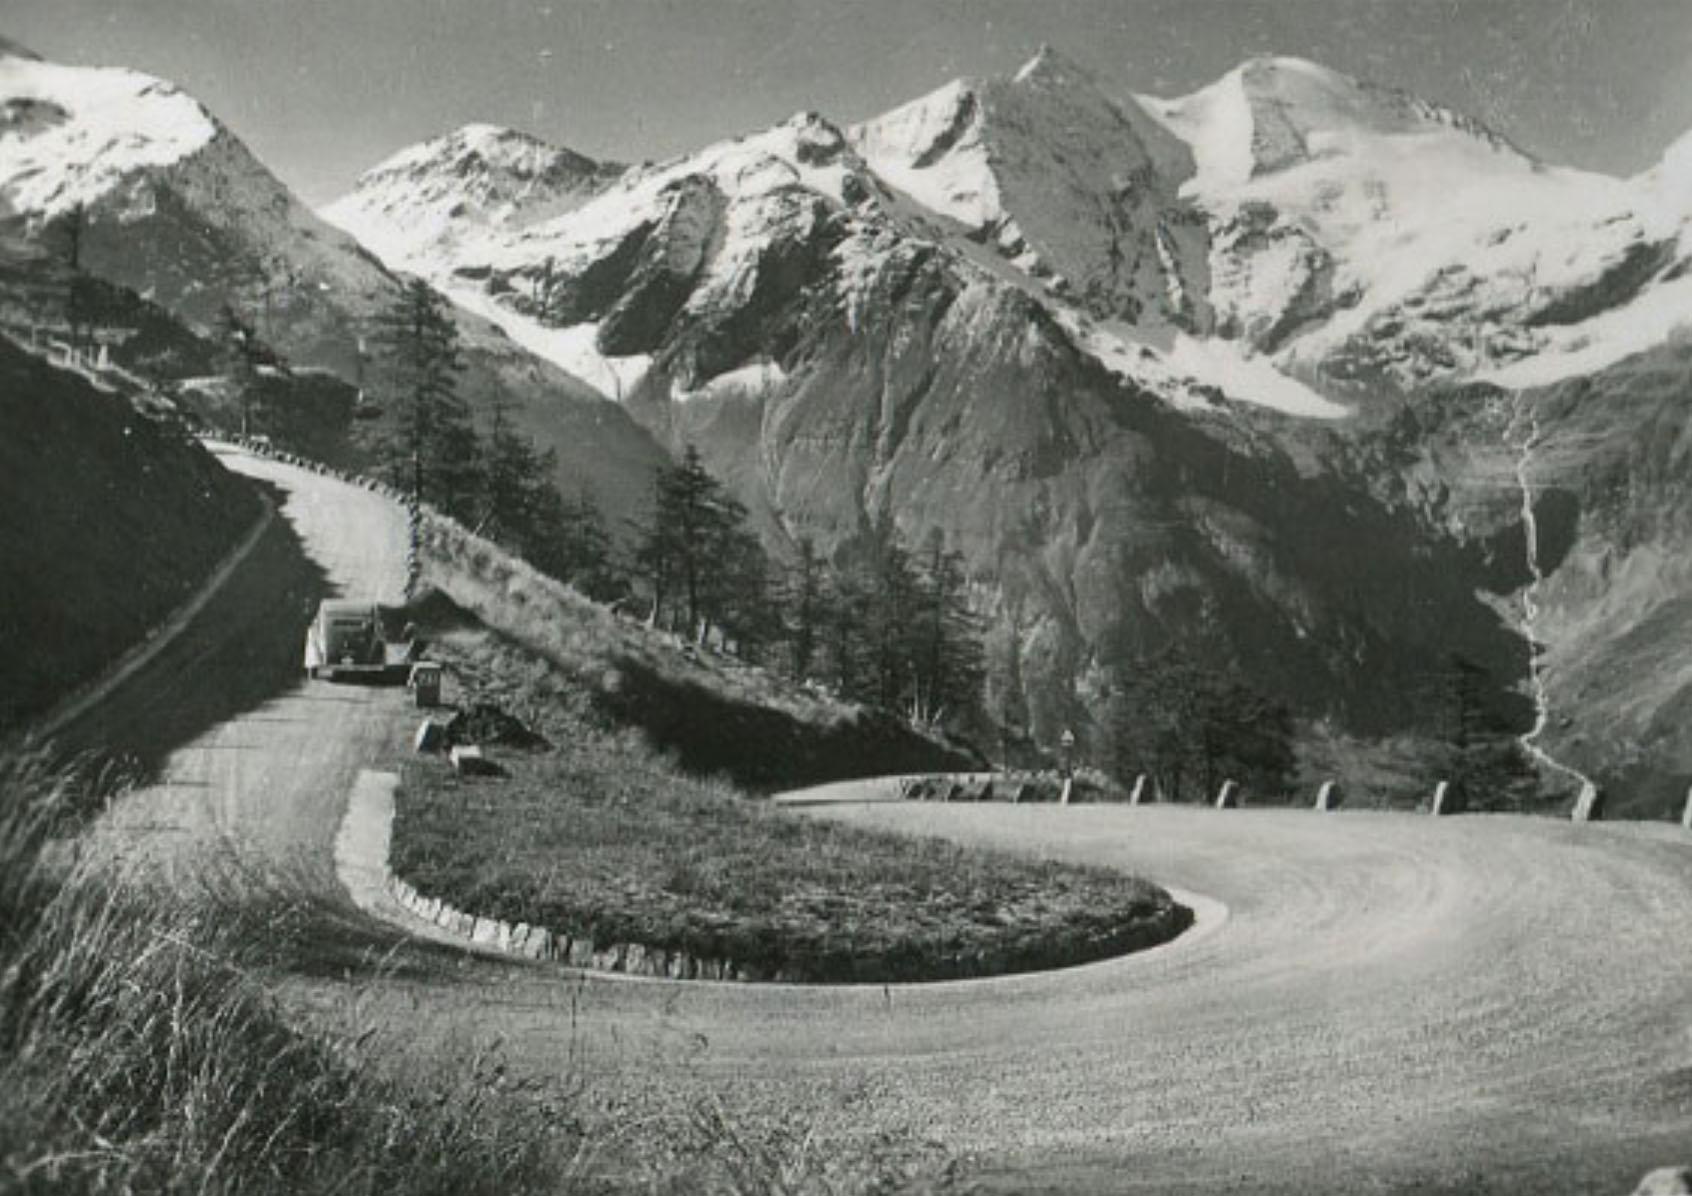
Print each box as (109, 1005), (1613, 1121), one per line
(87, 451), (1692, 1194)
(85, 447), (413, 884)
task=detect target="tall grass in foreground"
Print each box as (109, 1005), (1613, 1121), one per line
(0, 751), (572, 1195)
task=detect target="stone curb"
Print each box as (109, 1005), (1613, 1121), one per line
(383, 872), (777, 981)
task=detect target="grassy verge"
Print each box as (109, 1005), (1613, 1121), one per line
(391, 632), (1193, 984)
(0, 752), (581, 1195)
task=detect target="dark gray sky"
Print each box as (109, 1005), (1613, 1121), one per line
(9, 0), (1690, 205)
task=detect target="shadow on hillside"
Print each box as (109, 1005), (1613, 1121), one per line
(47, 478), (330, 805)
(399, 585), (979, 793)
(594, 658), (979, 793)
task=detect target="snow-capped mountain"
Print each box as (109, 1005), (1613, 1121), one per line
(0, 39), (667, 516)
(321, 123), (621, 271)
(851, 46), (1207, 332)
(1142, 55), (1687, 390)
(0, 41), (389, 354)
(327, 54), (1339, 422)
(321, 50), (1564, 746)
(315, 45), (1692, 803)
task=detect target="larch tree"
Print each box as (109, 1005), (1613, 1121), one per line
(371, 278), (477, 516)
(216, 302), (264, 436)
(911, 528), (984, 727)
(784, 535), (824, 681)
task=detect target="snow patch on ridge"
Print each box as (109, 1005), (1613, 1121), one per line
(446, 285), (649, 399)
(1478, 271), (1692, 388)
(0, 55), (217, 215)
(1164, 332), (1349, 418)
(671, 359), (786, 404)
(1063, 312), (1349, 419)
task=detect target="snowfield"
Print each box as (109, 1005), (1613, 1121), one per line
(0, 54), (216, 215)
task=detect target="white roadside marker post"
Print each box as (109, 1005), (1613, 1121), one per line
(1570, 781), (1605, 823)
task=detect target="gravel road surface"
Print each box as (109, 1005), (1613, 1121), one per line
(86, 451), (1692, 1194)
(85, 447), (412, 885)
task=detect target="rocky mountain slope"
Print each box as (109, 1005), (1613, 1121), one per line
(323, 50), (1554, 763)
(0, 41), (667, 519)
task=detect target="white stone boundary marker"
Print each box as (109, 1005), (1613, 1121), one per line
(1128, 774), (1148, 805)
(413, 718), (447, 753)
(1683, 787), (1692, 831)
(1430, 780), (1464, 816)
(1570, 781), (1605, 823)
(1059, 777), (1074, 805)
(1215, 780), (1239, 809)
(1314, 780), (1341, 811)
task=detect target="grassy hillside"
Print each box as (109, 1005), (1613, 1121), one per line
(414, 513), (980, 788)
(0, 337), (260, 732)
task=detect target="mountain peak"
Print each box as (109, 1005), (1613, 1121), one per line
(0, 51), (220, 216)
(1012, 44), (1090, 87)
(1236, 54), (1351, 86)
(362, 121), (603, 185)
(0, 35), (41, 61)
(324, 120), (618, 268)
(1150, 53), (1528, 188)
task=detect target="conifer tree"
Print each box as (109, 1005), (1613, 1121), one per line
(784, 536), (824, 681)
(216, 302), (264, 436)
(479, 395), (555, 551)
(912, 528), (985, 725)
(542, 487), (618, 600)
(634, 444), (770, 644)
(860, 514), (921, 710)
(1440, 654), (1539, 809)
(712, 523), (779, 658)
(1108, 644), (1294, 801)
(371, 278), (477, 516)
(821, 564), (870, 699)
